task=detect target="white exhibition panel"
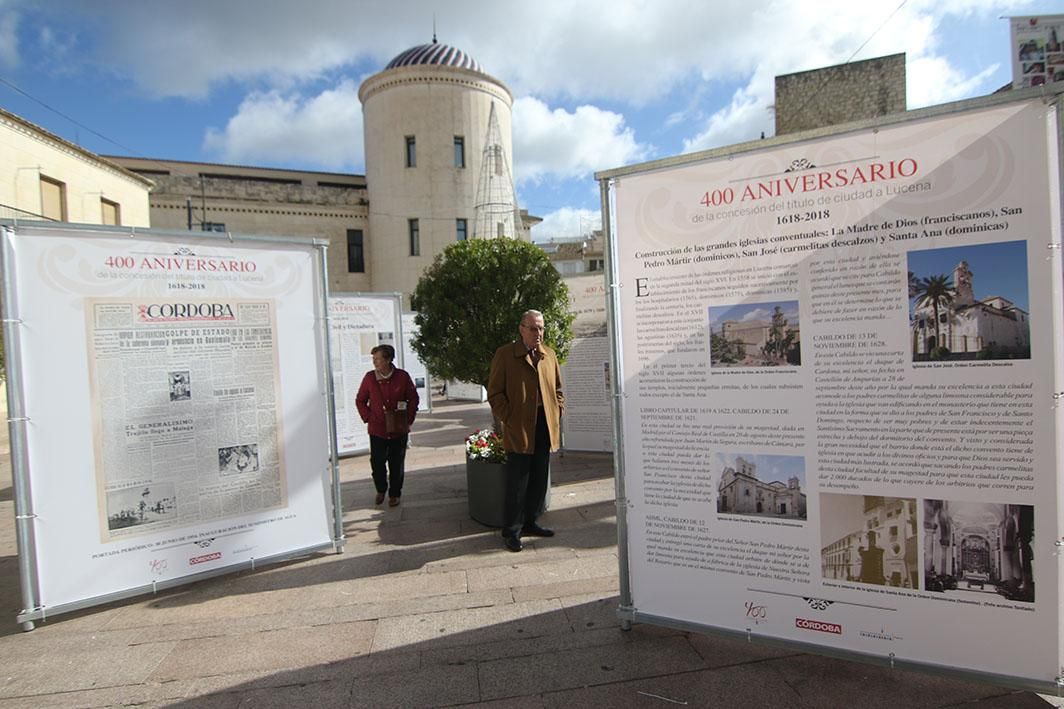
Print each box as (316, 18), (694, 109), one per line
(401, 312), (431, 413)
(5, 225), (335, 614)
(560, 273), (612, 452)
(328, 293), (401, 456)
(609, 96), (1062, 686)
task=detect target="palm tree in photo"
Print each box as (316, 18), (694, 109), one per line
(914, 274), (955, 352)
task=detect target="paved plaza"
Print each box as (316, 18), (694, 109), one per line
(0, 398), (1058, 707)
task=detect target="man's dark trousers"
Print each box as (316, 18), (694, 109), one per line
(503, 408), (550, 538)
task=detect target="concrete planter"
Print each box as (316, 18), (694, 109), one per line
(466, 457), (507, 527)
(465, 457), (552, 528)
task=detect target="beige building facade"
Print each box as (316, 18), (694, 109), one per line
(0, 107), (151, 226)
(359, 42), (518, 300)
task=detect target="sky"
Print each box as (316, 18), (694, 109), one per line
(0, 0), (1047, 241)
(907, 239), (1029, 313)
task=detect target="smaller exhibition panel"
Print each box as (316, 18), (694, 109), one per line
(328, 293), (403, 456)
(560, 273), (612, 452)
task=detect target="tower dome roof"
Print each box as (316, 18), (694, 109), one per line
(385, 41), (481, 73)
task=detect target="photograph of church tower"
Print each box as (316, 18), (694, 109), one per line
(908, 240), (1030, 361)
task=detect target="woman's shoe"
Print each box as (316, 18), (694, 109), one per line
(375, 493), (386, 505)
(388, 497), (400, 507)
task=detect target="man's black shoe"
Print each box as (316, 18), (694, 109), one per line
(521, 523), (555, 537)
(503, 535), (523, 552)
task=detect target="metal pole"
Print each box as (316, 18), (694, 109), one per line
(600, 177), (634, 629)
(317, 245), (344, 551)
(1, 225), (41, 631)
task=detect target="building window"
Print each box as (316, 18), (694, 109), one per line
(408, 218), (420, 256)
(405, 136), (416, 167)
(456, 218), (467, 241)
(347, 229), (364, 272)
(202, 222), (226, 232)
(39, 175), (66, 221)
(454, 136), (465, 168)
(100, 198), (120, 226)
(588, 258), (604, 272)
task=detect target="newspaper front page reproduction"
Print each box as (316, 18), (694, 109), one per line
(87, 298), (286, 542)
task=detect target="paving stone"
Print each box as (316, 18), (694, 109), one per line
(371, 599), (569, 652)
(539, 662), (804, 708)
(466, 554), (617, 593)
(148, 620), (376, 681)
(477, 634), (708, 700)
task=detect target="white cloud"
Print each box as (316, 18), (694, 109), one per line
(513, 97), (650, 184)
(907, 57), (1001, 108)
(27, 0), (1027, 103)
(203, 81), (364, 170)
(531, 207), (601, 242)
(678, 0), (1033, 153)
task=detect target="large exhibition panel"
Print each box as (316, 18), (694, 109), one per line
(600, 88), (1064, 690)
(2, 223), (340, 625)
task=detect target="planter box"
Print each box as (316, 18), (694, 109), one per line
(466, 457), (507, 527)
(465, 457), (552, 528)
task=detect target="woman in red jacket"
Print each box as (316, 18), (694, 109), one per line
(355, 344), (419, 507)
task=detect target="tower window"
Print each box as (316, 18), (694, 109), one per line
(454, 136), (465, 168)
(347, 229), (364, 272)
(405, 136), (416, 168)
(408, 219), (420, 256)
(456, 218), (468, 241)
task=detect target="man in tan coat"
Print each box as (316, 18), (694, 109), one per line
(487, 310), (564, 552)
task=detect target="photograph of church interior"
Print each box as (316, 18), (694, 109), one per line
(923, 499), (1034, 603)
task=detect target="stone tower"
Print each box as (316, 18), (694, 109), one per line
(359, 39), (515, 304)
(953, 260), (974, 306)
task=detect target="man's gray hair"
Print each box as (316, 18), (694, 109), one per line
(520, 309), (543, 324)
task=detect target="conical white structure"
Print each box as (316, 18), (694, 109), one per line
(473, 102), (520, 239)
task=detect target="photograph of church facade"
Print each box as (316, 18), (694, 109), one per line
(716, 453), (806, 519)
(709, 300), (801, 367)
(909, 240), (1030, 361)
(924, 499), (1034, 602)
(820, 494), (918, 589)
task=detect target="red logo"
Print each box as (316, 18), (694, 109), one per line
(795, 617), (841, 635)
(189, 552), (222, 565)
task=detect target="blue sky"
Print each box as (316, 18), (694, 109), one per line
(907, 239), (1029, 313)
(0, 1), (1048, 240)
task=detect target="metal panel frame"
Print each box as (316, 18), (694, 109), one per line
(0, 220), (343, 629)
(597, 85), (1064, 693)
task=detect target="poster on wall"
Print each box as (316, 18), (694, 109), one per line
(560, 273), (612, 452)
(605, 94), (1063, 687)
(401, 312), (431, 414)
(328, 293), (402, 456)
(2, 223), (337, 620)
(1010, 14), (1064, 90)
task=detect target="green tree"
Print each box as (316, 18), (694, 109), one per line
(410, 238), (574, 388)
(914, 274), (955, 352)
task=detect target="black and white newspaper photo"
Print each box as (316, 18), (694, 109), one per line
(86, 298), (287, 542)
